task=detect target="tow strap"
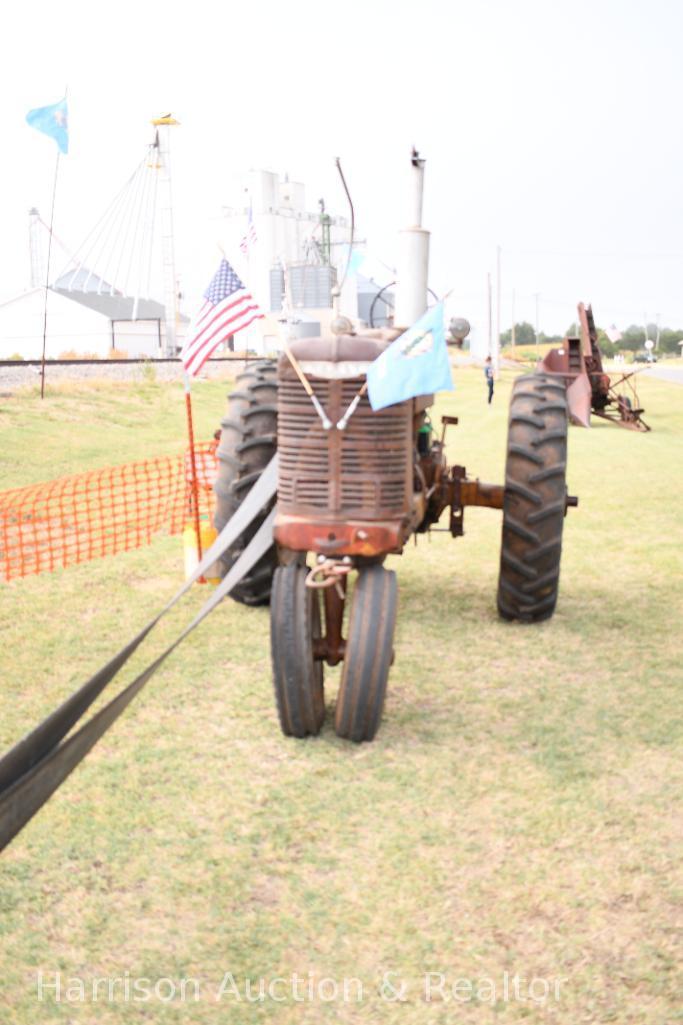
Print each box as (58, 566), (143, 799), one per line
(0, 456), (278, 853)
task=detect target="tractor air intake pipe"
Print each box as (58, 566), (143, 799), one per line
(394, 147), (430, 329)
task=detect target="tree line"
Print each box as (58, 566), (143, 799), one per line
(499, 322), (683, 357)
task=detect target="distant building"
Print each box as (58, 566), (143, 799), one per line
(3, 207), (190, 360)
(0, 268), (188, 360)
(222, 169), (386, 346)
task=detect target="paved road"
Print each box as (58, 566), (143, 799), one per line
(645, 365), (683, 385)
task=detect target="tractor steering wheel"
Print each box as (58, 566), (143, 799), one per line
(368, 282), (439, 329)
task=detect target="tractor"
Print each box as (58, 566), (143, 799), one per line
(213, 153), (578, 742)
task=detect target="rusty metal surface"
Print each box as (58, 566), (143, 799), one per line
(566, 373), (593, 428)
(320, 577), (347, 666)
(538, 302), (649, 431)
(277, 369), (413, 523)
(458, 480), (505, 509)
(415, 443), (505, 538)
(283, 333), (390, 364)
(275, 358), (512, 564)
(274, 513), (407, 557)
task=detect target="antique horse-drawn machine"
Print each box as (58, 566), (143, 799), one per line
(213, 153), (578, 742)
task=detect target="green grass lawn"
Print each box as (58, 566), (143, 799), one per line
(1, 367), (681, 1024)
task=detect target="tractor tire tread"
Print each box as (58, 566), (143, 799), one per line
(213, 360), (278, 605)
(271, 564), (325, 737)
(507, 443), (544, 466)
(335, 567), (398, 743)
(528, 463), (566, 483)
(505, 480), (543, 505)
(497, 373), (569, 622)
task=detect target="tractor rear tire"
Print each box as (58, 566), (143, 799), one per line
(214, 360), (278, 606)
(335, 565), (398, 742)
(497, 372), (569, 623)
(270, 563), (325, 737)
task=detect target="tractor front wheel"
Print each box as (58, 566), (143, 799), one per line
(335, 565), (398, 742)
(270, 563), (325, 738)
(497, 372), (569, 623)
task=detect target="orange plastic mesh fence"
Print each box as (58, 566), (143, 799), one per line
(0, 441), (218, 582)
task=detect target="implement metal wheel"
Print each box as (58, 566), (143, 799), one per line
(497, 372), (569, 622)
(335, 565), (398, 743)
(270, 563), (325, 738)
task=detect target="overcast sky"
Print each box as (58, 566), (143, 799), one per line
(3, 0), (682, 341)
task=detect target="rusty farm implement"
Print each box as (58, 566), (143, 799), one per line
(539, 302), (650, 432)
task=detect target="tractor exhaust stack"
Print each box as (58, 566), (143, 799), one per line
(394, 148), (430, 328)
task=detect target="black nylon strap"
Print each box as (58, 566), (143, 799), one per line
(0, 511), (276, 852)
(0, 456), (278, 797)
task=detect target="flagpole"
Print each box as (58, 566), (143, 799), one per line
(183, 370), (205, 580)
(40, 147), (61, 399)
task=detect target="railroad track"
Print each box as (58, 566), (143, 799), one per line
(0, 356), (251, 368)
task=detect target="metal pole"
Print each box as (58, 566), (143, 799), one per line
(511, 288), (516, 347)
(487, 272), (493, 356)
(534, 292), (540, 346)
(152, 115), (180, 357)
(495, 245), (501, 367)
(29, 208), (44, 288)
(40, 150), (61, 399)
(183, 372), (204, 580)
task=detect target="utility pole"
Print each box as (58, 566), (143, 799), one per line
(152, 113), (180, 357)
(511, 287), (516, 347)
(534, 292), (541, 346)
(495, 245), (501, 366)
(655, 312), (661, 351)
(487, 272), (493, 356)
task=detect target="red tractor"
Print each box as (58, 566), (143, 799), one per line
(213, 156), (578, 742)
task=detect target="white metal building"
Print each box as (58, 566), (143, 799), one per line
(0, 271), (187, 360)
(222, 169), (368, 344)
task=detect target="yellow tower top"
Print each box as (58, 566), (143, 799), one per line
(151, 113), (180, 126)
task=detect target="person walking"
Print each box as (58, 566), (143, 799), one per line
(484, 356), (495, 405)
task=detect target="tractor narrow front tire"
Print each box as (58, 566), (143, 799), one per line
(214, 360), (278, 605)
(497, 373), (569, 623)
(335, 566), (398, 742)
(270, 563), (325, 738)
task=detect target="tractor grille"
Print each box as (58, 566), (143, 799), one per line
(277, 375), (412, 519)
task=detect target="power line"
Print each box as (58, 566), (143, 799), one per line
(504, 246), (683, 262)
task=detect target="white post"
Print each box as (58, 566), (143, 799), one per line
(28, 208), (45, 288)
(152, 115), (180, 357)
(511, 287), (516, 348)
(487, 272), (493, 356)
(394, 149), (430, 328)
(495, 244), (501, 369)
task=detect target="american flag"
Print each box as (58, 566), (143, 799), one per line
(181, 259), (264, 376)
(239, 203), (257, 255)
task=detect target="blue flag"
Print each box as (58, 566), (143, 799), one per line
(366, 302), (453, 410)
(26, 98), (69, 154)
(346, 249), (365, 276)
